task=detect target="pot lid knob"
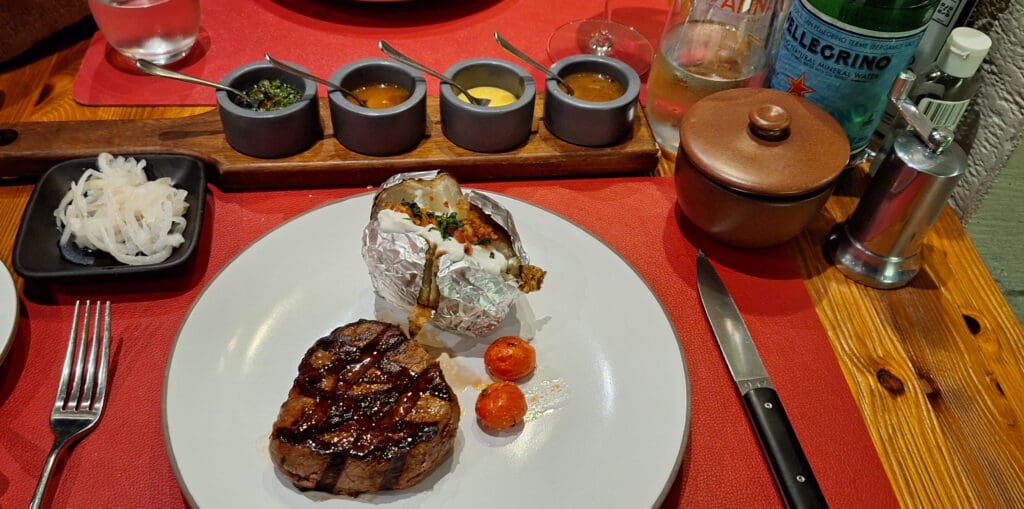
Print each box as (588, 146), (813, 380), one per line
(748, 104), (790, 141)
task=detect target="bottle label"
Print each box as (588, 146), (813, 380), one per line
(768, 0), (927, 152)
(918, 97), (970, 129)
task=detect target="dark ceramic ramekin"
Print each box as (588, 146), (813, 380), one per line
(544, 55), (641, 147)
(439, 58), (535, 153)
(217, 61), (321, 159)
(328, 59), (427, 156)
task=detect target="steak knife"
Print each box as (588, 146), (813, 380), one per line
(696, 251), (828, 509)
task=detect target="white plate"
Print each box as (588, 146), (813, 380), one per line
(164, 192), (690, 508)
(0, 263), (16, 366)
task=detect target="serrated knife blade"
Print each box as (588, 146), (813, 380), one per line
(696, 251), (828, 509)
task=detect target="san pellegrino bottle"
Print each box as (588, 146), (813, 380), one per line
(767, 0), (941, 154)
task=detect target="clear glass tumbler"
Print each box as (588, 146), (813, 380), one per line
(88, 0), (201, 65)
(645, 0), (779, 156)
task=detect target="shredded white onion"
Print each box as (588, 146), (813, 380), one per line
(54, 153), (189, 266)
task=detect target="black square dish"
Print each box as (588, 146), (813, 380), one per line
(12, 155), (206, 280)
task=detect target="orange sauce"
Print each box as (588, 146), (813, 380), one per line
(560, 72), (625, 102)
(347, 82), (411, 109)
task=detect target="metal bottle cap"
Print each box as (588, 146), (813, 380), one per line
(828, 88), (967, 289)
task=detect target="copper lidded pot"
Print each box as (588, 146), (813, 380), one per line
(674, 88), (849, 248)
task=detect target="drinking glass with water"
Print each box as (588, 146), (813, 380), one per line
(645, 0), (780, 156)
(88, 0), (201, 65)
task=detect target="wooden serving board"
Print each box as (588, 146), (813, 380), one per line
(0, 95), (660, 190)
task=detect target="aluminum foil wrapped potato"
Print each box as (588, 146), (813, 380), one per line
(362, 171), (546, 337)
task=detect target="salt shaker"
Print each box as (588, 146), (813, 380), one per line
(828, 75), (967, 289)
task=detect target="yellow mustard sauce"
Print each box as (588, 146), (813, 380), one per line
(457, 86), (518, 107)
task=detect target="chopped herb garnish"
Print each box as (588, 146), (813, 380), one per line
(233, 78), (303, 111)
(476, 238), (492, 246)
(489, 252), (495, 259)
(427, 211), (462, 240)
(400, 199), (423, 218)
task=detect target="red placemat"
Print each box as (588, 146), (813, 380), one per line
(74, 0), (668, 106)
(0, 177), (897, 508)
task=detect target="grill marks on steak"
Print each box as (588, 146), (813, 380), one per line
(270, 320), (459, 495)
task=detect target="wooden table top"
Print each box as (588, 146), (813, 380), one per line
(2, 34), (1023, 508)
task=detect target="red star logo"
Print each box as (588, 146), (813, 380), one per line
(786, 73), (816, 97)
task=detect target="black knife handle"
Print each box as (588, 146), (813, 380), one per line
(743, 387), (828, 509)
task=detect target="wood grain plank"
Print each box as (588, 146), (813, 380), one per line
(0, 95), (661, 188)
(794, 168), (1024, 508)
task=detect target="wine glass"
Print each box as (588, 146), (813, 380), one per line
(547, 0), (654, 75)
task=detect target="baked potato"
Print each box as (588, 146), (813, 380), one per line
(362, 171), (545, 336)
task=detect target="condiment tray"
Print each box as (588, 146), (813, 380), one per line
(12, 155), (206, 280)
(0, 95), (660, 190)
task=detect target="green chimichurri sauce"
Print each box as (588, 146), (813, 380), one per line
(233, 79), (303, 111)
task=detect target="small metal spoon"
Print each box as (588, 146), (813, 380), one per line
(135, 59), (254, 106)
(494, 32), (575, 96)
(263, 53), (367, 108)
(378, 40), (491, 107)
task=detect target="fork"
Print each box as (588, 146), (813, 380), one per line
(29, 300), (111, 509)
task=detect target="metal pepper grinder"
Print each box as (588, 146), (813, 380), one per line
(828, 72), (967, 289)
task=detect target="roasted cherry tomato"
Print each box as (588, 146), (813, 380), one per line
(475, 381), (527, 430)
(484, 336), (536, 381)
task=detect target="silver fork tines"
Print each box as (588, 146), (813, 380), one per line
(30, 300), (111, 509)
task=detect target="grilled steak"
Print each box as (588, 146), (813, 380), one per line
(270, 320), (460, 496)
